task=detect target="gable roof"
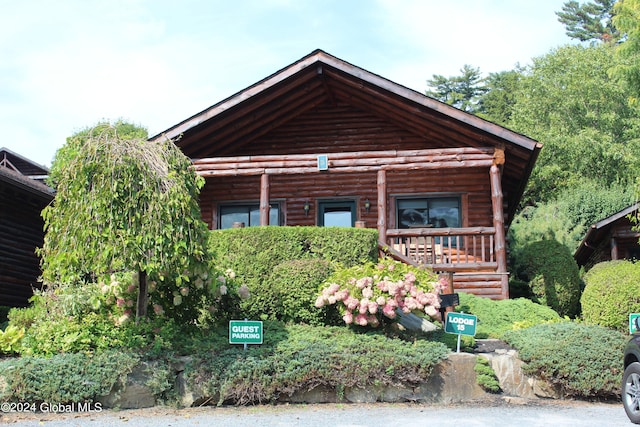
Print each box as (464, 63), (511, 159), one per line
(0, 147), (49, 179)
(0, 148), (53, 200)
(152, 49), (542, 222)
(574, 203), (639, 266)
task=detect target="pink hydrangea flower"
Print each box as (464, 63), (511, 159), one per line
(368, 302), (378, 314)
(346, 296), (359, 310)
(238, 284), (250, 300)
(334, 289), (349, 301)
(355, 314), (368, 326)
(343, 311), (353, 324)
(327, 283), (341, 294)
(362, 287), (374, 299)
(382, 304), (396, 319)
(359, 298), (370, 314)
(425, 305), (438, 318)
(315, 296), (326, 308)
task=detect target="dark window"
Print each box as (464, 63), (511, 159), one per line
(219, 203), (280, 229)
(396, 197), (460, 229)
(318, 200), (356, 227)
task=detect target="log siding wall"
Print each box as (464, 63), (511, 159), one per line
(195, 101), (509, 298)
(0, 185), (47, 307)
(201, 168), (492, 230)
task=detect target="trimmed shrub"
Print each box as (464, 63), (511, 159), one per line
(502, 322), (626, 399)
(512, 239), (581, 317)
(244, 259), (340, 325)
(457, 292), (562, 338)
(581, 260), (640, 332)
(208, 227), (378, 320)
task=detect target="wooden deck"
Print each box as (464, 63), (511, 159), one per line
(380, 226), (508, 299)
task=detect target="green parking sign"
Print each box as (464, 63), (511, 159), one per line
(229, 320), (263, 345)
(445, 312), (477, 337)
(630, 314), (640, 334)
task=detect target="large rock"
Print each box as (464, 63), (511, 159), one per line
(415, 352), (487, 403)
(479, 349), (560, 399)
(98, 362), (156, 409)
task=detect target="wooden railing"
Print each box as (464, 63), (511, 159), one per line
(383, 227), (498, 272)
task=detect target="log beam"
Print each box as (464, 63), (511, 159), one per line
(490, 164), (508, 298)
(377, 170), (387, 242)
(260, 173), (270, 226)
(193, 147), (497, 177)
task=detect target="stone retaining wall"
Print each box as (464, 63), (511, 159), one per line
(100, 346), (559, 409)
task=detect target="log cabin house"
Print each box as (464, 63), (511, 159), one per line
(152, 50), (542, 299)
(574, 203), (640, 271)
(0, 148), (53, 307)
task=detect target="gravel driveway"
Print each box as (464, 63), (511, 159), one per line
(0, 398), (631, 427)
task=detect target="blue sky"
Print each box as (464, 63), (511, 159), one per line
(1, 0), (574, 167)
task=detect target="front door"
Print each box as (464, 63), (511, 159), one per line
(318, 200), (356, 227)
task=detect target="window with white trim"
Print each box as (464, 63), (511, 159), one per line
(219, 203), (280, 229)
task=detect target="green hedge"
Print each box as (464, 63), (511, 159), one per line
(512, 239), (582, 317)
(457, 292), (562, 338)
(208, 227), (378, 322)
(502, 322), (626, 399)
(581, 260), (640, 332)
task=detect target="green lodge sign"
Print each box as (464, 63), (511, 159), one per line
(445, 312), (477, 337)
(229, 320), (263, 345)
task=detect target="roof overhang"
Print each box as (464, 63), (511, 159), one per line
(152, 49), (542, 224)
(574, 203), (640, 266)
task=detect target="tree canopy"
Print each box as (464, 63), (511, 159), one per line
(39, 122), (213, 322)
(425, 65), (487, 113)
(556, 0), (618, 43)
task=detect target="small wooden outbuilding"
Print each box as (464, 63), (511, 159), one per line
(153, 50), (542, 299)
(0, 148), (53, 307)
(574, 203), (640, 271)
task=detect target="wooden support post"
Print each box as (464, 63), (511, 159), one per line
(377, 170), (387, 243)
(490, 164), (508, 298)
(260, 174), (270, 226)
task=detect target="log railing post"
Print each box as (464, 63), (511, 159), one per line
(260, 173), (270, 226)
(490, 164), (508, 298)
(377, 170), (387, 243)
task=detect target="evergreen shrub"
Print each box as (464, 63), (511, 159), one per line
(502, 322), (626, 399)
(249, 259), (340, 325)
(0, 351), (139, 403)
(512, 239), (581, 317)
(457, 292), (562, 338)
(185, 323), (449, 405)
(581, 260), (640, 332)
(208, 227), (378, 321)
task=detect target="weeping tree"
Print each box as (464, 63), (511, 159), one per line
(39, 122), (211, 322)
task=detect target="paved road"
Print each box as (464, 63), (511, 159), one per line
(0, 399), (632, 427)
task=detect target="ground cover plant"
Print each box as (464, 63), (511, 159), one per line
(502, 322), (627, 399)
